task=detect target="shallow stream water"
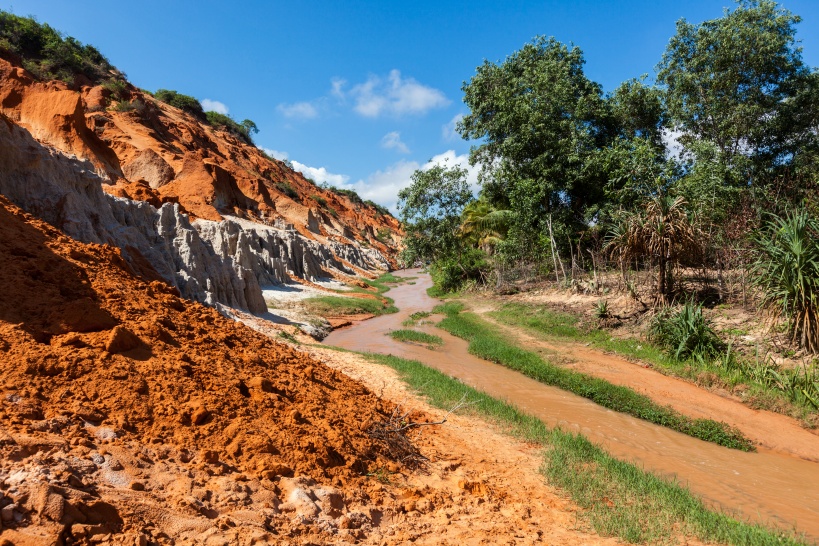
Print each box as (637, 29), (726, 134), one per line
(324, 269), (819, 541)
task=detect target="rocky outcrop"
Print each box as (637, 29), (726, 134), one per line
(0, 114), (391, 314)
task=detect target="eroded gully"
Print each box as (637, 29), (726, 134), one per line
(324, 269), (819, 541)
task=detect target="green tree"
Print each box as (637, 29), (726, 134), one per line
(657, 0), (808, 179)
(459, 36), (608, 251)
(458, 197), (513, 254)
(397, 162), (473, 265)
(605, 194), (702, 301)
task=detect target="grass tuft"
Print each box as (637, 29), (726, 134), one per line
(388, 329), (444, 349)
(301, 295), (397, 316)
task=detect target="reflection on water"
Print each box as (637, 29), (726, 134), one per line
(325, 269), (819, 540)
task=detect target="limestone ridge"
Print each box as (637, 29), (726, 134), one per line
(0, 117), (385, 314)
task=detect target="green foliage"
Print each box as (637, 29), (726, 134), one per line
(154, 89), (205, 118)
(605, 194), (702, 299)
(205, 111), (257, 144)
(0, 10), (122, 85)
(301, 295), (397, 316)
(101, 79), (128, 101)
(459, 36), (608, 253)
(594, 299), (610, 319)
(493, 301), (819, 416)
(388, 329), (444, 349)
(111, 98), (146, 115)
(310, 194), (328, 207)
(657, 0), (808, 179)
(458, 197), (513, 253)
(330, 187), (364, 205)
(275, 181), (298, 199)
(434, 304), (753, 450)
(375, 227), (392, 243)
(649, 301), (725, 363)
(364, 200), (391, 217)
(398, 162), (473, 265)
(429, 248), (490, 293)
(752, 208), (819, 353)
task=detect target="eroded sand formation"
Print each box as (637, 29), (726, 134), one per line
(0, 57), (400, 315)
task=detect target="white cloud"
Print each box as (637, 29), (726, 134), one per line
(262, 148), (289, 161)
(330, 77), (347, 99)
(201, 99), (228, 115)
(381, 131), (410, 154)
(662, 128), (685, 160)
(442, 113), (464, 141)
(341, 69), (449, 118)
(291, 160), (350, 187)
(277, 101), (319, 120)
(424, 150), (481, 194)
(283, 150), (480, 215)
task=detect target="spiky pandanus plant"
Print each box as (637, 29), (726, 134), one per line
(752, 209), (819, 353)
(605, 194), (701, 302)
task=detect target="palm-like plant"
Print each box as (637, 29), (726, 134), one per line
(605, 194), (701, 302)
(752, 209), (819, 353)
(458, 198), (514, 254)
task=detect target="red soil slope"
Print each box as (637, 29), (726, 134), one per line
(0, 196), (401, 544)
(0, 57), (401, 257)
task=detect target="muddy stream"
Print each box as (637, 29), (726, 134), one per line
(324, 269), (819, 541)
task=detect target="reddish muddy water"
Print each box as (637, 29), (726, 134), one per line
(325, 270), (819, 541)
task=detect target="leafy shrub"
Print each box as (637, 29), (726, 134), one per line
(331, 187), (364, 205)
(101, 79), (128, 101)
(275, 182), (298, 199)
(154, 89), (205, 118)
(649, 301), (724, 363)
(111, 99), (146, 115)
(204, 111), (257, 144)
(752, 208), (819, 353)
(0, 11), (122, 85)
(430, 248), (490, 293)
(365, 200), (391, 217)
(375, 227), (392, 243)
(311, 194), (328, 207)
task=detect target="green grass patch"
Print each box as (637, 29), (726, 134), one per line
(301, 295), (397, 316)
(427, 284), (459, 299)
(388, 329), (443, 349)
(364, 352), (805, 545)
(434, 304), (754, 451)
(402, 311), (432, 327)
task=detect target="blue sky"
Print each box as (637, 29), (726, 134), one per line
(4, 0), (819, 211)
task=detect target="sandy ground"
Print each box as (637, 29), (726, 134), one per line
(302, 345), (631, 546)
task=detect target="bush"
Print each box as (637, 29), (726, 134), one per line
(365, 199), (391, 217)
(648, 301), (724, 363)
(111, 98), (146, 115)
(331, 187), (364, 205)
(101, 79), (128, 101)
(310, 194), (328, 207)
(752, 208), (819, 353)
(430, 248), (490, 293)
(0, 10), (122, 85)
(275, 182), (298, 199)
(154, 89), (205, 118)
(204, 111), (256, 144)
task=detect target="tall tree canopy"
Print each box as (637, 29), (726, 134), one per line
(657, 0), (808, 181)
(458, 37), (608, 251)
(397, 163), (473, 264)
